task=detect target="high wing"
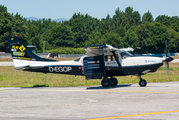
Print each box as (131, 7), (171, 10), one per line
(84, 44), (133, 57)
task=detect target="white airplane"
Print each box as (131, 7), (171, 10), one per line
(7, 37), (174, 87)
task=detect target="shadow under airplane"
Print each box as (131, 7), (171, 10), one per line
(86, 84), (132, 90)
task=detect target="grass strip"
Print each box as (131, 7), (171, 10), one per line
(0, 63), (178, 87)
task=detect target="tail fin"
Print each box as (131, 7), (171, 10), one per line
(7, 37), (56, 69)
(7, 37), (42, 61)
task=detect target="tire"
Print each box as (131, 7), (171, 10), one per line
(139, 79), (147, 87)
(101, 78), (111, 87)
(110, 78), (118, 87)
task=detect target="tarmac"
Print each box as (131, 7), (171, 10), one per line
(0, 82), (179, 120)
(0, 62), (14, 66)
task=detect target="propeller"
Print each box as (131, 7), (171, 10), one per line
(164, 40), (174, 75)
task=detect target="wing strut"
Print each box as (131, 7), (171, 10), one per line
(111, 51), (125, 75)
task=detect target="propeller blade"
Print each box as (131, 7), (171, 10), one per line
(164, 40), (174, 75)
(165, 40), (168, 57)
(165, 40), (169, 75)
(166, 61), (168, 69)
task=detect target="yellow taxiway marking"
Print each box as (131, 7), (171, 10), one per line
(87, 110), (179, 120)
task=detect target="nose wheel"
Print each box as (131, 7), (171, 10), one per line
(139, 79), (147, 87)
(139, 75), (147, 87)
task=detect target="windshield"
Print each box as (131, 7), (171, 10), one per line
(121, 51), (133, 59)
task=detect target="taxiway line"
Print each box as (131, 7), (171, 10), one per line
(87, 110), (179, 120)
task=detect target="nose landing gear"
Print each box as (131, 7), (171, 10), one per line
(138, 75), (147, 87)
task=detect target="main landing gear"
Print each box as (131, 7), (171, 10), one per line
(138, 75), (147, 87)
(101, 77), (118, 87)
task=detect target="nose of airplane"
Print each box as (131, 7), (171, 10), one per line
(166, 56), (174, 62)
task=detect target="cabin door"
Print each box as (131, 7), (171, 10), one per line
(83, 56), (104, 79)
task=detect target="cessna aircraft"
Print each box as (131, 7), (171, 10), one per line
(7, 37), (174, 87)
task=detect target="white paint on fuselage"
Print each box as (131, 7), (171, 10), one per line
(122, 56), (164, 66)
(105, 56), (165, 67)
(13, 59), (82, 69)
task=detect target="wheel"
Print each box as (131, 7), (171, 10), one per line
(139, 79), (147, 87)
(110, 77), (118, 87)
(101, 77), (111, 87)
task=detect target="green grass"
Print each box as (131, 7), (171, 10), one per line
(0, 65), (179, 87)
(158, 66), (179, 71)
(0, 67), (101, 87)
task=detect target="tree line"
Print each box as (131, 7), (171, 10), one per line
(0, 5), (179, 54)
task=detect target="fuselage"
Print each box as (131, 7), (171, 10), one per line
(18, 55), (166, 77)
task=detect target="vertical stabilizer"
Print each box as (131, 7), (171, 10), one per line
(7, 37), (56, 69)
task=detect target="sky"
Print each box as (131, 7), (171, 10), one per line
(1, 0), (179, 20)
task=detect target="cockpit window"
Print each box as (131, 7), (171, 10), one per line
(73, 57), (81, 62)
(121, 51), (133, 59)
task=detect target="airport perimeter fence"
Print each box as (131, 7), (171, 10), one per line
(0, 53), (179, 59)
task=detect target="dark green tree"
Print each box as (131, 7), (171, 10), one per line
(0, 5), (179, 54)
(0, 4), (7, 12)
(142, 11), (153, 23)
(123, 27), (139, 50)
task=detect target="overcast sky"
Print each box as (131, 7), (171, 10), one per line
(1, 0), (179, 20)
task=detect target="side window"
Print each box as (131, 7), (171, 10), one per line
(105, 55), (115, 61)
